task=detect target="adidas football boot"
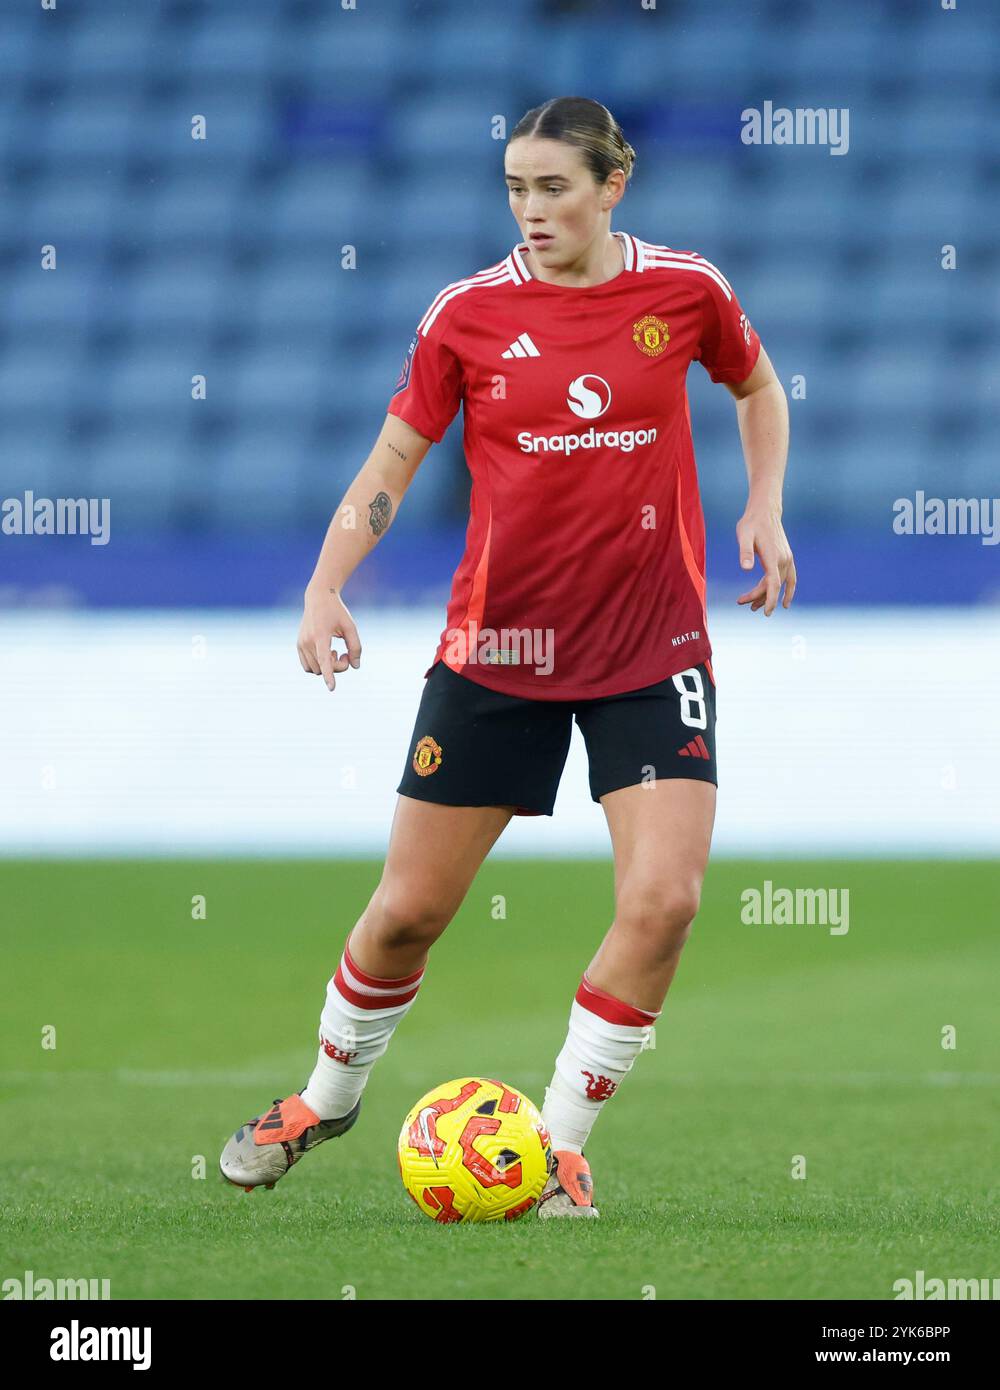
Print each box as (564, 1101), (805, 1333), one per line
(219, 1091), (360, 1192)
(536, 1149), (600, 1218)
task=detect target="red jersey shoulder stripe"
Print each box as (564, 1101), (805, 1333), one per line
(639, 241), (734, 300)
(418, 260), (515, 335)
(640, 239), (734, 290)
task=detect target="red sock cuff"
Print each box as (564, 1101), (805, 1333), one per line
(576, 973), (660, 1027)
(343, 934), (425, 989)
(334, 936), (425, 1011)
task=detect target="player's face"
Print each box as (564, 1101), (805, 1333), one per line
(504, 137), (614, 266)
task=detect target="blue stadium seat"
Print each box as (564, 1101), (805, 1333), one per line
(0, 344), (87, 414)
(0, 0), (995, 551)
(121, 254), (233, 335)
(88, 424), (194, 524)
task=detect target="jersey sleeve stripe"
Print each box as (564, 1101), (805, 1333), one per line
(418, 261), (509, 333)
(640, 242), (734, 296)
(418, 265), (515, 335)
(642, 252), (734, 300)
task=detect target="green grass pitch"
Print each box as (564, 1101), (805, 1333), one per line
(1, 858), (997, 1301)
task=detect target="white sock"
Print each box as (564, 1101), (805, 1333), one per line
(300, 933), (425, 1121)
(541, 973), (659, 1153)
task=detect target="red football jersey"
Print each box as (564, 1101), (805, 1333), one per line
(387, 230), (761, 700)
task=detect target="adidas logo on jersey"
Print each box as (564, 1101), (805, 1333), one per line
(501, 333), (540, 359)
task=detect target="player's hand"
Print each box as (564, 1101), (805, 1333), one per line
(297, 583), (362, 690)
(735, 508), (796, 615)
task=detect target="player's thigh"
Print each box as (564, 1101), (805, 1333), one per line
(601, 778), (717, 927)
(575, 662), (718, 918)
(375, 794), (514, 930)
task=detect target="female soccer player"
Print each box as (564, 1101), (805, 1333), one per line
(221, 96), (795, 1216)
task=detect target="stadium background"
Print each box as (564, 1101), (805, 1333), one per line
(2, 0), (998, 856)
(1, 0), (998, 1305)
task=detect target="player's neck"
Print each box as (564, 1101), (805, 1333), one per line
(522, 231), (624, 288)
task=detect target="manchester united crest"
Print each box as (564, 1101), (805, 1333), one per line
(412, 734), (443, 777)
(632, 314), (670, 357)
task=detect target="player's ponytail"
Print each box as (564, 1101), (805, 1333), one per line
(509, 97), (636, 186)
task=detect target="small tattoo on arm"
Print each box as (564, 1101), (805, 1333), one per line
(387, 443), (408, 462)
(368, 491), (392, 537)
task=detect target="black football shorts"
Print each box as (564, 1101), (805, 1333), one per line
(396, 658), (718, 817)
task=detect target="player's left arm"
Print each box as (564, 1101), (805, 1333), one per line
(725, 346), (796, 614)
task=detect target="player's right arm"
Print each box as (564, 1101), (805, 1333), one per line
(301, 286), (464, 689)
(297, 412), (433, 690)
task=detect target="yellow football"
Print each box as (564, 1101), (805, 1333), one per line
(397, 1076), (552, 1223)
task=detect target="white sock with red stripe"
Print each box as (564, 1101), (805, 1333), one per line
(300, 934), (425, 1121)
(541, 973), (660, 1154)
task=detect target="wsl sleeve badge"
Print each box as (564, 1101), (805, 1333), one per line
(392, 333), (418, 396)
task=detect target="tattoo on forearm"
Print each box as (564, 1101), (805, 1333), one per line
(387, 443), (408, 462)
(368, 491), (392, 537)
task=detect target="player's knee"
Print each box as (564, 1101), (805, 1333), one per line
(367, 882), (452, 953)
(615, 879), (701, 953)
